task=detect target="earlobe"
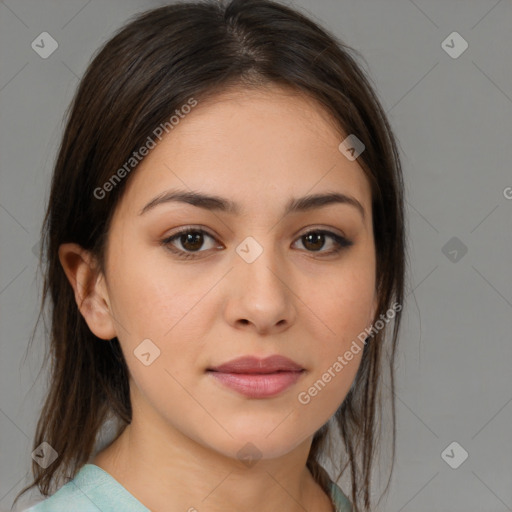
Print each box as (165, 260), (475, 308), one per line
(58, 243), (117, 340)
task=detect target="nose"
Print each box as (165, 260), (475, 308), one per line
(223, 237), (297, 335)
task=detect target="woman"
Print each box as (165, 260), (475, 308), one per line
(16, 0), (406, 510)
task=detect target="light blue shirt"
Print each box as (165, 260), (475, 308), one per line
(25, 463), (352, 511)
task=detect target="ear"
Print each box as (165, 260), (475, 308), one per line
(58, 243), (117, 340)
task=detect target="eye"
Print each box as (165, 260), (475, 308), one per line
(160, 227), (353, 260)
(161, 227), (220, 260)
(293, 229), (353, 256)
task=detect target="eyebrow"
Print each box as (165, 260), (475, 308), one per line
(139, 189), (365, 220)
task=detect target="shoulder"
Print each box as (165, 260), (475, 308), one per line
(22, 480), (101, 512)
(22, 464), (149, 512)
(329, 479), (353, 512)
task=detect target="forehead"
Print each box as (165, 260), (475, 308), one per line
(117, 84), (372, 219)
(161, 84), (347, 163)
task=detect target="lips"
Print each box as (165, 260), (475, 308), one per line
(207, 355), (305, 398)
(207, 355), (304, 374)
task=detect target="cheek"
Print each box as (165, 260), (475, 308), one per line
(323, 283), (374, 342)
(310, 262), (375, 340)
(106, 247), (209, 340)
(300, 261), (375, 396)
(295, 288), (369, 423)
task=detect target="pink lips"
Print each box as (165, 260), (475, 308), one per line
(207, 355), (305, 398)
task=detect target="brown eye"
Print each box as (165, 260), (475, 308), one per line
(161, 228), (220, 259)
(302, 232), (326, 251)
(161, 227), (352, 261)
(179, 231), (205, 251)
(294, 229), (353, 256)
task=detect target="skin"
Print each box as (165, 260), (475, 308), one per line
(59, 84), (378, 512)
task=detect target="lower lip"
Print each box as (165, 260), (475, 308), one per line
(208, 370), (304, 398)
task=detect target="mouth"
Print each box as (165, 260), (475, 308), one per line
(206, 355), (306, 398)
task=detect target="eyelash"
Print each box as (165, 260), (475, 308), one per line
(160, 226), (353, 260)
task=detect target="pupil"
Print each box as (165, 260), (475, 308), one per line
(304, 232), (324, 251)
(182, 232), (203, 251)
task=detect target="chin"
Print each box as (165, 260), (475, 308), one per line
(197, 424), (314, 464)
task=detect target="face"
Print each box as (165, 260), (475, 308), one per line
(93, 85), (377, 460)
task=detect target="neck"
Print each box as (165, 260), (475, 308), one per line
(93, 402), (333, 512)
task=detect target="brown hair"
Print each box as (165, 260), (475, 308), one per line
(15, 1), (406, 510)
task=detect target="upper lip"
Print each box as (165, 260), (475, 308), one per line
(208, 355), (304, 374)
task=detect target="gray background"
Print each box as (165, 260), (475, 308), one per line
(1, 0), (511, 510)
